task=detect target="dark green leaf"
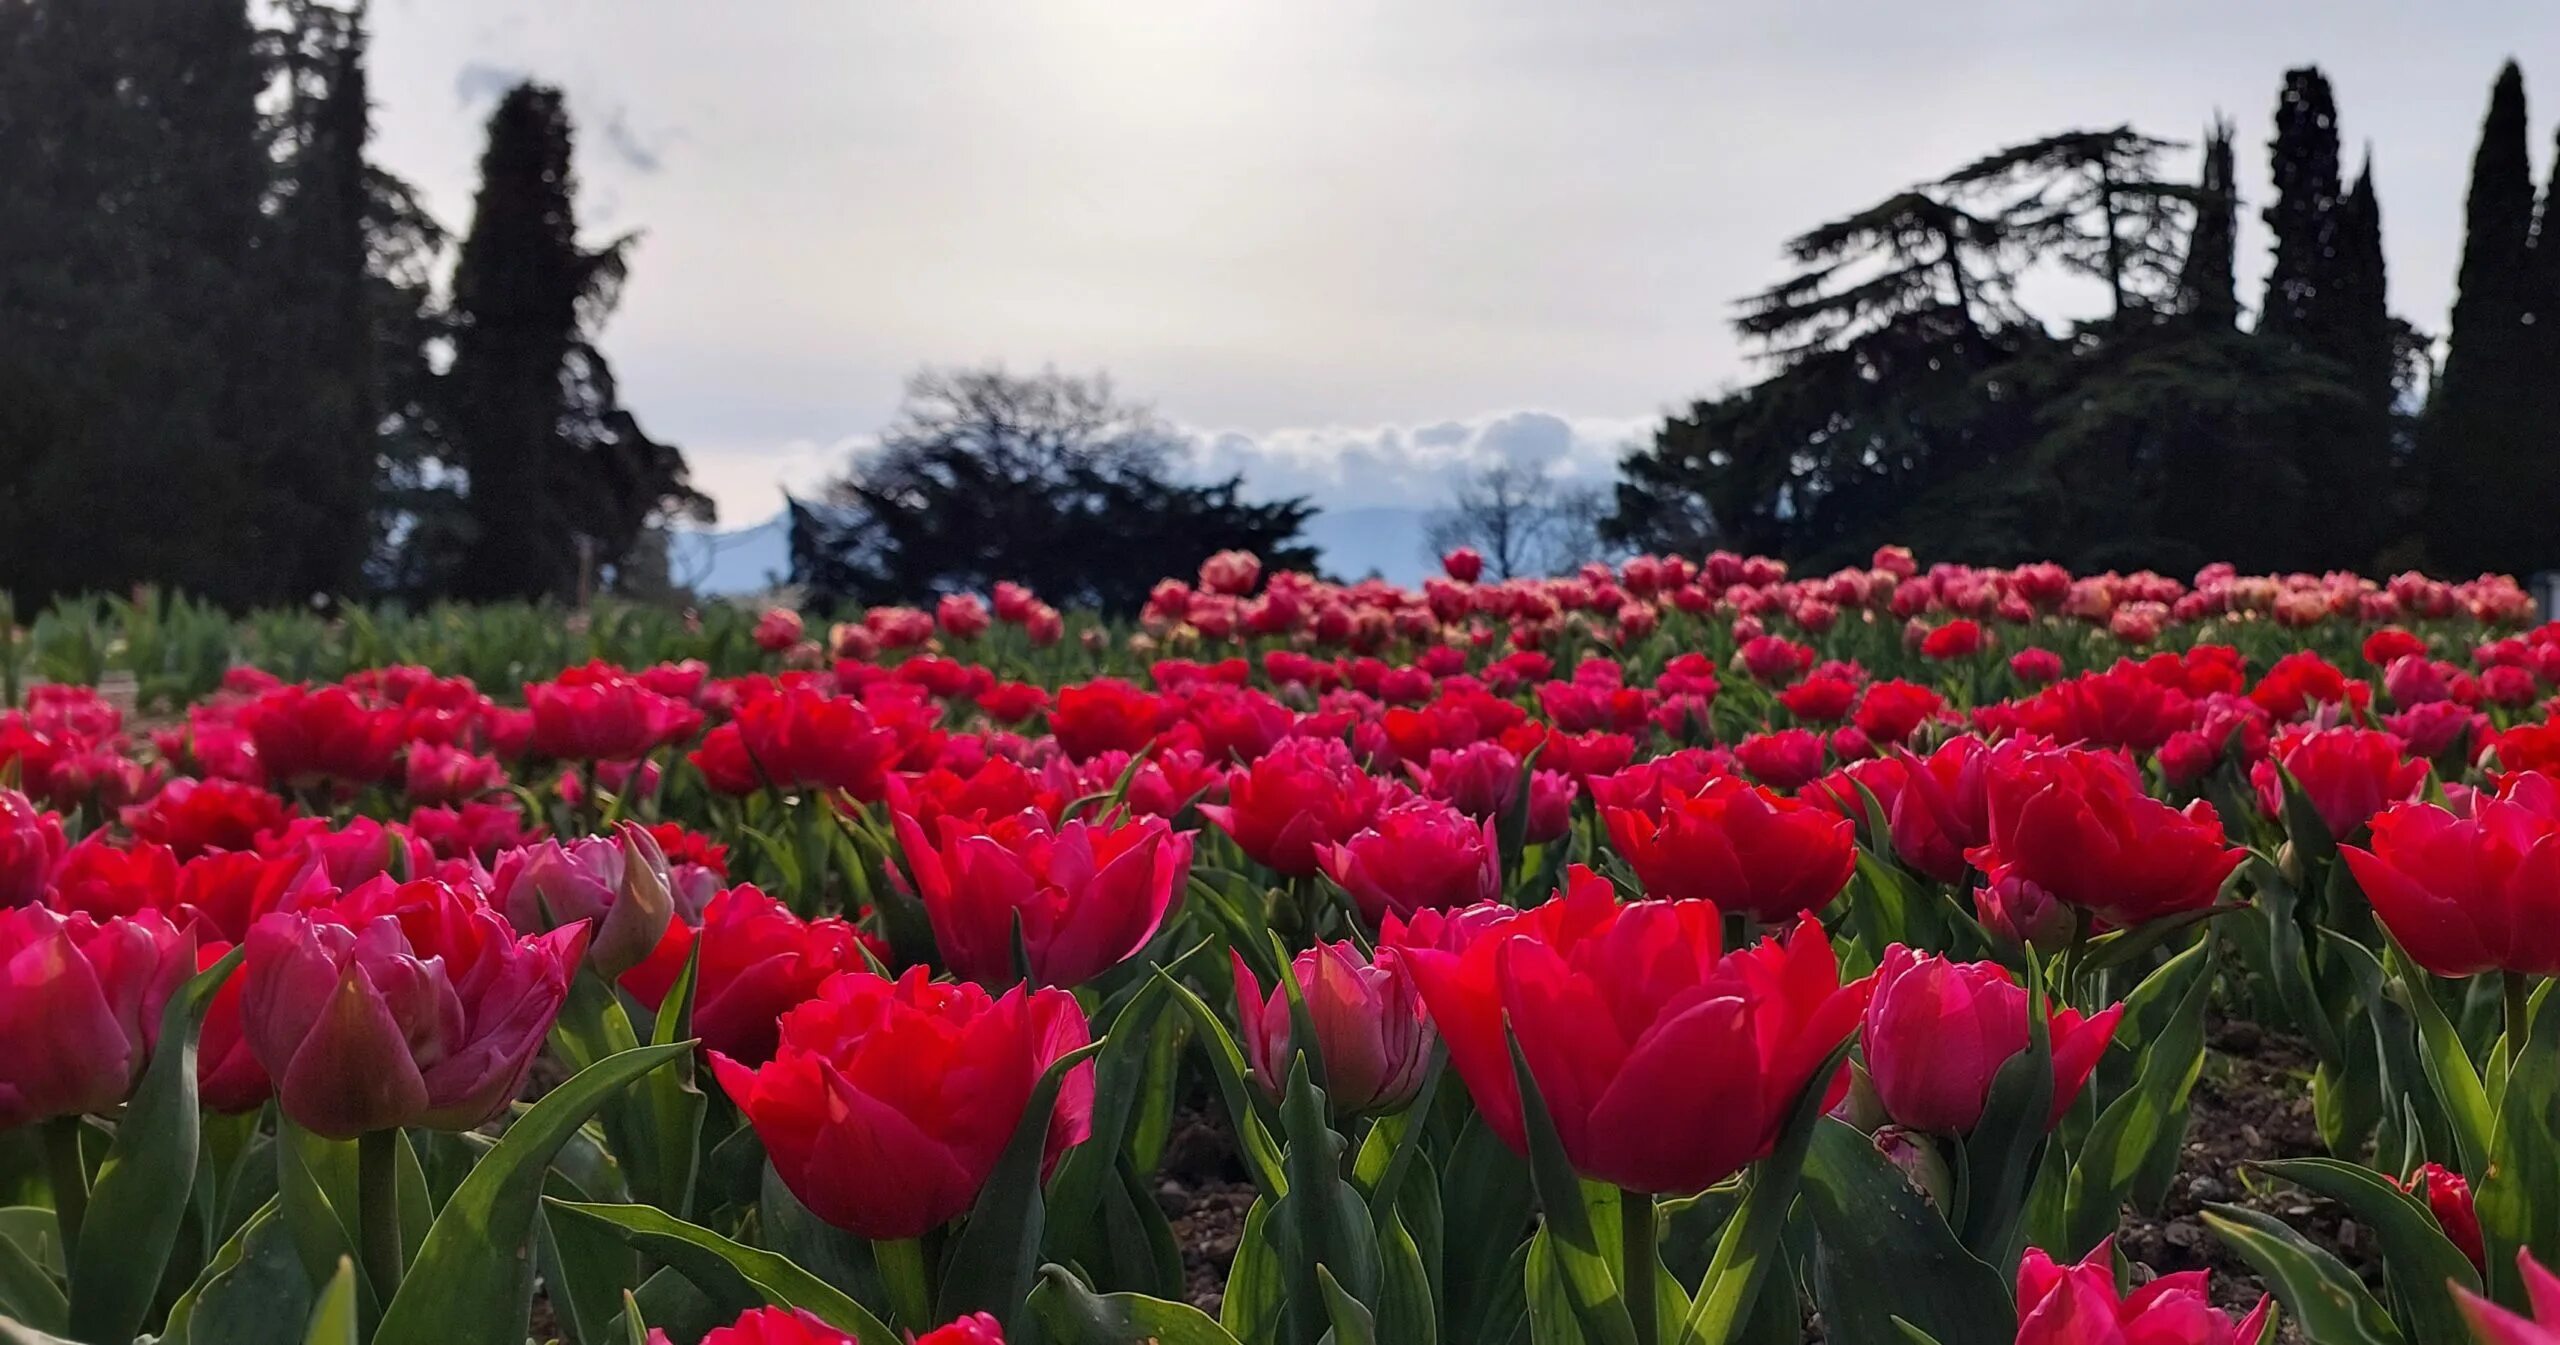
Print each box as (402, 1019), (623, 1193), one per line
(934, 1038), (1106, 1333)
(1801, 1119), (2010, 1345)
(2252, 1158), (2474, 1341)
(1508, 1034), (1637, 1345)
(1032, 1263), (1245, 1344)
(545, 1198), (896, 1345)
(2200, 1205), (2399, 1344)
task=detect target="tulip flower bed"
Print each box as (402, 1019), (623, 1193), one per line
(6, 546), (2560, 1345)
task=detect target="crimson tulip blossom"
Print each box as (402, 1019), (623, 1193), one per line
(2256, 726), (2426, 840)
(1047, 678), (1166, 762)
(896, 808), (1189, 989)
(1320, 798), (1500, 924)
(712, 968), (1092, 1241)
(2341, 789), (2560, 978)
(240, 684), (405, 787)
(620, 884), (879, 1064)
(1389, 867), (1871, 1195)
(2014, 1240), (2270, 1344)
(0, 789), (63, 908)
(2394, 1161), (2485, 1273)
(1231, 941), (1434, 1114)
(1604, 776), (1856, 922)
(526, 677), (701, 762)
(1200, 737), (1384, 878)
(241, 879), (586, 1139)
(655, 1306), (1005, 1345)
(0, 905), (195, 1128)
(1862, 946), (2121, 1134)
(1973, 747), (2244, 928)
(2457, 1251), (2560, 1344)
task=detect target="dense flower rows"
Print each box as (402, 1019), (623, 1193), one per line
(0, 546), (2556, 1343)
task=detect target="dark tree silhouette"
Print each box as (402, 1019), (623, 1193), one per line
(793, 366), (1315, 612)
(1943, 126), (2193, 318)
(1424, 462), (1618, 580)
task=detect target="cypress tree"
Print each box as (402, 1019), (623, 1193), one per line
(2175, 120), (2239, 330)
(444, 84), (597, 601)
(2260, 68), (2346, 345)
(2423, 61), (2541, 576)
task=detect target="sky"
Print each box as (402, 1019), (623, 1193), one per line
(367, 0), (2560, 533)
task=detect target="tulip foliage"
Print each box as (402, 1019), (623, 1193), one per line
(2, 547), (2560, 1344)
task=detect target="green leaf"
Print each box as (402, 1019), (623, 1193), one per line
(2200, 1205), (2401, 1344)
(370, 1041), (691, 1345)
(1271, 1057), (1383, 1345)
(1049, 979), (1173, 1255)
(1219, 1196), (1285, 1343)
(1440, 1112), (1533, 1345)
(934, 1038), (1106, 1333)
(543, 1198), (897, 1345)
(274, 1121), (363, 1306)
(1156, 971), (1287, 1194)
(1316, 1263), (1379, 1345)
(1508, 1034), (1637, 1345)
(1679, 1039), (1852, 1345)
(1032, 1263), (1245, 1344)
(2064, 940), (2214, 1256)
(0, 1209), (66, 1334)
(65, 945), (239, 1345)
(1800, 1119), (2010, 1345)
(2477, 973), (2560, 1307)
(162, 1201), (314, 1345)
(2252, 1158), (2475, 1342)
(2388, 944), (2493, 1181)
(1956, 957), (2052, 1276)
(303, 1259), (359, 1345)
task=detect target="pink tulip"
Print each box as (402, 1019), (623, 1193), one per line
(1231, 942), (1434, 1114)
(1863, 946), (2121, 1134)
(492, 822), (675, 979)
(242, 879), (585, 1139)
(0, 905), (195, 1128)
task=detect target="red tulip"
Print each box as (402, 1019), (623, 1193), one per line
(2341, 787), (2560, 978)
(2393, 1162), (2485, 1273)
(1200, 737), (1384, 878)
(2384, 701), (2481, 760)
(1389, 867), (1870, 1195)
(404, 743), (506, 805)
(1198, 549), (1262, 596)
(526, 676), (702, 762)
(2009, 648), (2064, 685)
(0, 905), (195, 1128)
(752, 607), (806, 653)
(120, 778), (290, 859)
(1888, 736), (1998, 884)
(1974, 748), (2244, 928)
(239, 685), (405, 788)
(620, 884), (879, 1064)
(1442, 547), (1485, 583)
(2015, 1239), (2270, 1345)
(895, 808), (1188, 989)
(2456, 1251), (2560, 1345)
(1048, 679), (1166, 763)
(936, 593), (992, 641)
(691, 683), (923, 802)
(1232, 941), (1434, 1114)
(241, 879), (586, 1139)
(1975, 868), (2075, 953)
(2257, 726), (2426, 840)
(1920, 619), (1985, 660)
(655, 1306), (1005, 1345)
(1778, 675), (1860, 724)
(1736, 729), (1826, 790)
(1854, 680), (1945, 746)
(1319, 797), (1500, 924)
(712, 968), (1092, 1240)
(1862, 946), (2121, 1134)
(47, 836), (181, 920)
(1604, 776), (1856, 922)
(0, 790), (64, 908)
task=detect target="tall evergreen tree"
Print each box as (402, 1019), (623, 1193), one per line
(1943, 126), (2192, 318)
(440, 82), (708, 601)
(2423, 61), (2543, 575)
(2175, 120), (2240, 330)
(2260, 68), (2348, 345)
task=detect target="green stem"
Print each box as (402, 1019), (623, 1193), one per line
(1623, 1187), (1658, 1345)
(43, 1116), (86, 1255)
(874, 1236), (933, 1330)
(357, 1129), (405, 1300)
(2506, 971), (2535, 1065)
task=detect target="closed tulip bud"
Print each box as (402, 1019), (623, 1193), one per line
(1862, 946), (2121, 1135)
(2393, 1162), (2485, 1273)
(0, 789), (65, 908)
(1975, 868), (2076, 954)
(1872, 1126), (1951, 1208)
(1231, 942), (1434, 1115)
(2455, 1250), (2560, 1344)
(713, 968), (1093, 1241)
(752, 607), (805, 653)
(242, 881), (586, 1139)
(0, 905), (195, 1128)
(1442, 547), (1484, 583)
(2015, 1240), (2270, 1345)
(494, 827), (673, 980)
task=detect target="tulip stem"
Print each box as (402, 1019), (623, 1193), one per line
(42, 1117), (86, 1255)
(875, 1236), (933, 1330)
(2505, 972), (2535, 1065)
(358, 1129), (404, 1301)
(1622, 1188), (1658, 1345)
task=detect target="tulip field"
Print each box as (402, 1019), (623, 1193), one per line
(8, 547), (2560, 1345)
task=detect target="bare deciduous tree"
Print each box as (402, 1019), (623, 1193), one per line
(1423, 461), (1624, 579)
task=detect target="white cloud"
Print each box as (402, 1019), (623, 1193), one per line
(1180, 410), (1653, 512)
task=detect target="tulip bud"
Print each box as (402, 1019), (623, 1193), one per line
(1975, 869), (2076, 954)
(598, 821), (677, 980)
(1872, 1126), (1951, 1208)
(1232, 942), (1435, 1116)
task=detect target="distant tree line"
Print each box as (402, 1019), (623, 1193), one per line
(1606, 63), (2560, 580)
(0, 0), (707, 610)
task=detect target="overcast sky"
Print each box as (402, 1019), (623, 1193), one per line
(367, 1), (2560, 528)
